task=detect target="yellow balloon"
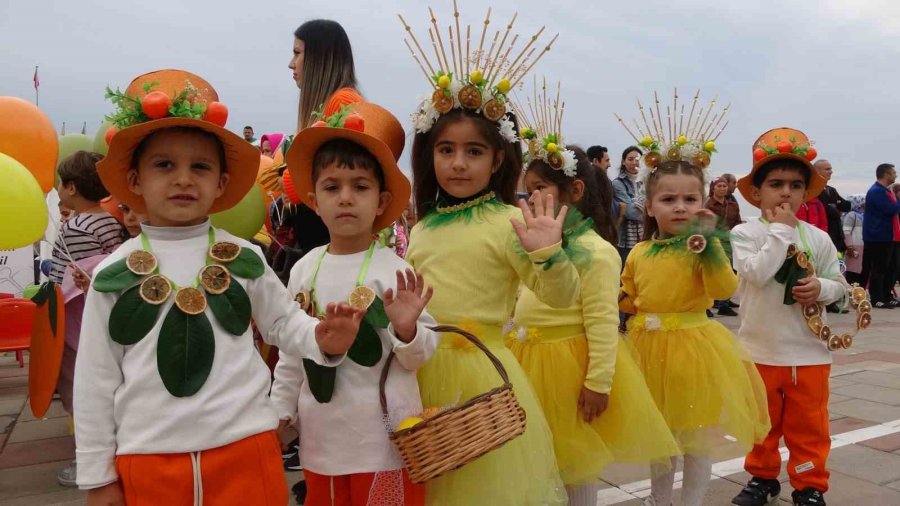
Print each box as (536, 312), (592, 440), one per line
(0, 152), (48, 249)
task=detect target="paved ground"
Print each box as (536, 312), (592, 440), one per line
(1, 307), (899, 505)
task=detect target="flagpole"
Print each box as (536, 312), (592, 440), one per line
(33, 66), (39, 106)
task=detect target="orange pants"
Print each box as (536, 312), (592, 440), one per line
(304, 468), (425, 506)
(115, 431), (287, 506)
(744, 364), (831, 492)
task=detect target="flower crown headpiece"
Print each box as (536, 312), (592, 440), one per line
(104, 81), (228, 135)
(399, 1), (558, 144)
(511, 77), (576, 178)
(615, 89), (729, 174)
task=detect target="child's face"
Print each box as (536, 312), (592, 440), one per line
(57, 180), (77, 209)
(752, 168), (808, 214)
(433, 118), (503, 199)
(523, 171), (561, 205)
(128, 129), (229, 228)
(646, 173), (705, 236)
(309, 162), (391, 242)
(119, 204), (145, 237)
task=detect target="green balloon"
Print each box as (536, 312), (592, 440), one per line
(93, 119), (113, 156)
(58, 133), (94, 162)
(210, 185), (266, 240)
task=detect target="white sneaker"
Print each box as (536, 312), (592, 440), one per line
(57, 461), (77, 487)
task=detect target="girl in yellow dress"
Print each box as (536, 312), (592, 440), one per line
(619, 154), (770, 505)
(400, 6), (570, 504)
(508, 134), (679, 504)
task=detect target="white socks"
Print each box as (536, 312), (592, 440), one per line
(646, 455), (712, 506)
(565, 482), (602, 506)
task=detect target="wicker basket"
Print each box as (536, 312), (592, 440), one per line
(379, 325), (527, 484)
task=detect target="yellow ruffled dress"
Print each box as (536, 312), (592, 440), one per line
(508, 221), (679, 485)
(620, 237), (771, 455)
(407, 198), (570, 506)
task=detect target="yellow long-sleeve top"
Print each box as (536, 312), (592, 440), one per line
(513, 229), (622, 394)
(407, 202), (581, 331)
(620, 238), (737, 314)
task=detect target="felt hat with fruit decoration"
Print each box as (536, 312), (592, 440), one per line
(285, 102), (410, 231)
(737, 127), (826, 208)
(97, 69), (260, 215)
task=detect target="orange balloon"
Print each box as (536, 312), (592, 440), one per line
(0, 97), (58, 192)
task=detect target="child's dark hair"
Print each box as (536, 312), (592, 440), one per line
(130, 127), (227, 172)
(57, 151), (109, 202)
(411, 108), (522, 217)
(642, 160), (706, 240)
(311, 138), (384, 189)
(525, 146), (617, 244)
(752, 158), (811, 188)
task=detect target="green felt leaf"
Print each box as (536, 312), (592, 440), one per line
(93, 258), (141, 292)
(109, 285), (161, 345)
(347, 318), (382, 367)
(47, 282), (58, 336)
(207, 280), (251, 336)
(364, 296), (389, 329)
(157, 308), (215, 398)
(29, 282), (51, 305)
(227, 249), (264, 279)
(303, 359), (336, 403)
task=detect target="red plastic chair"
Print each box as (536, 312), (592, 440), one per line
(0, 298), (36, 367)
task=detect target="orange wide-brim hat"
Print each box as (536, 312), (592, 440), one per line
(737, 127), (827, 208)
(97, 69), (260, 215)
(285, 102), (410, 231)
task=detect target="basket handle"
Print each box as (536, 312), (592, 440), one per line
(379, 324), (513, 421)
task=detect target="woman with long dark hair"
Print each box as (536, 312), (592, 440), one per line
(611, 146), (644, 265)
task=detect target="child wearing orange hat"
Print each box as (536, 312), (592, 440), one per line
(271, 103), (439, 506)
(730, 128), (863, 506)
(74, 70), (369, 505)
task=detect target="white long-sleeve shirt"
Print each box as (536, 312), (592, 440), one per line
(732, 219), (848, 366)
(270, 245), (439, 476)
(74, 221), (341, 489)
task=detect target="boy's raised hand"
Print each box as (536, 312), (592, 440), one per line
(764, 203), (799, 228)
(315, 302), (366, 356)
(512, 191), (568, 253)
(384, 268), (434, 343)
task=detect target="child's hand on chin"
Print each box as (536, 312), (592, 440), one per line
(384, 268), (434, 343)
(86, 482), (125, 506)
(512, 191), (568, 253)
(315, 302), (366, 356)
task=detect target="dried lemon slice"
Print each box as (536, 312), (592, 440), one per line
(803, 304), (821, 319)
(818, 325), (832, 342)
(432, 89), (453, 114)
(857, 311), (872, 330)
(294, 289), (316, 316)
(348, 286), (376, 309)
(841, 333), (853, 349)
(827, 334), (843, 352)
(200, 265), (231, 295)
(686, 235), (708, 254)
(209, 242), (241, 263)
(851, 285), (868, 305)
(806, 315), (824, 335)
(458, 84), (482, 109)
(796, 252), (809, 270)
(139, 275), (172, 305)
(127, 250), (158, 275)
(482, 99), (506, 121)
(174, 287), (207, 315)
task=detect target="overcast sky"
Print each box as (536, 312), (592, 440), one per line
(3, 0), (899, 214)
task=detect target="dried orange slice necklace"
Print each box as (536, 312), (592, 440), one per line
(135, 228), (232, 315)
(306, 241), (378, 315)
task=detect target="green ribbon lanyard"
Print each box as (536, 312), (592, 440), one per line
(139, 227), (216, 289)
(761, 218), (813, 260)
(309, 241), (376, 315)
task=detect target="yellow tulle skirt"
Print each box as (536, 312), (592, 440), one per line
(417, 325), (567, 506)
(507, 329), (680, 485)
(627, 312), (771, 455)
